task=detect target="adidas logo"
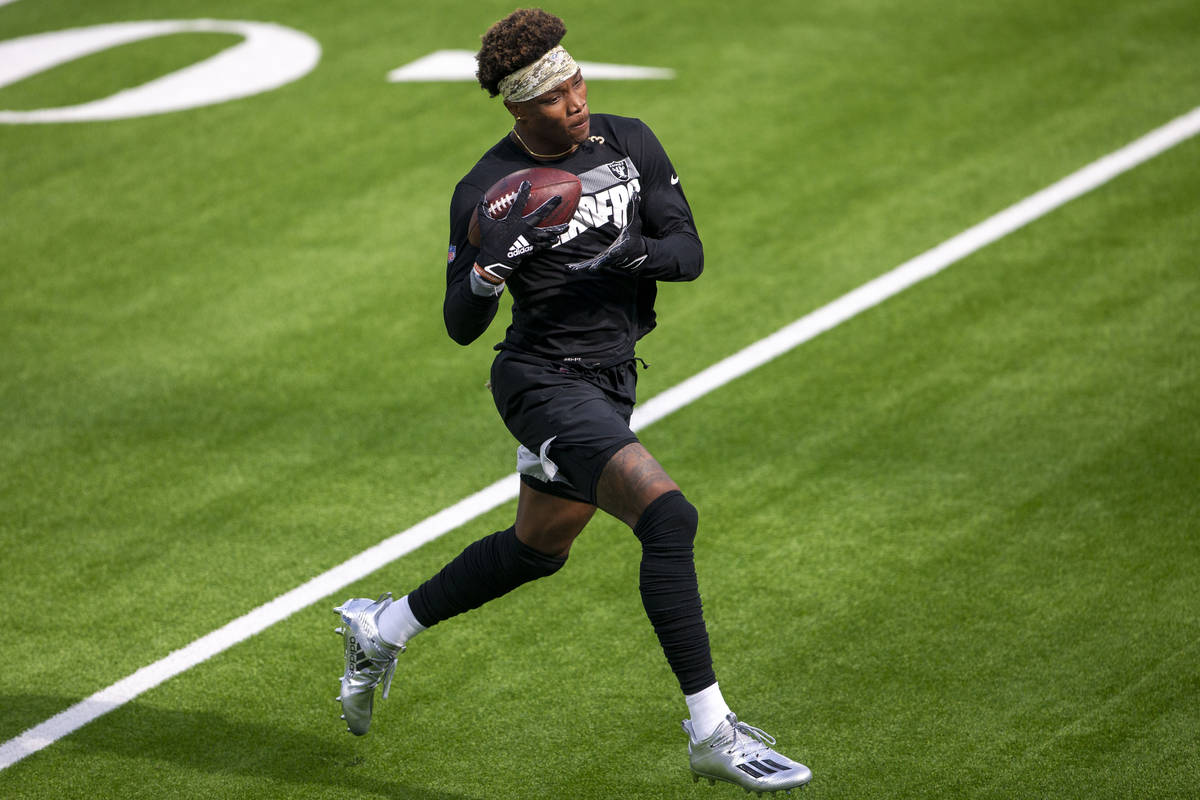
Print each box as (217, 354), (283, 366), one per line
(736, 758), (794, 779)
(507, 235), (533, 259)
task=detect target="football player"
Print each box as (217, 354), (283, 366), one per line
(334, 8), (811, 794)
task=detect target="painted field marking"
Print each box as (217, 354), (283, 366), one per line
(0, 21), (321, 123)
(388, 49), (673, 82)
(2, 104), (1198, 772)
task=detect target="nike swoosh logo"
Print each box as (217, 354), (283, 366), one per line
(670, 174), (680, 185)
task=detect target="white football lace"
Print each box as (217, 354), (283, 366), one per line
(488, 191), (518, 217)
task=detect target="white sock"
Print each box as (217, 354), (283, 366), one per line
(685, 682), (733, 741)
(376, 594), (426, 647)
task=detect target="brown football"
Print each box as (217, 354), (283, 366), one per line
(467, 167), (582, 247)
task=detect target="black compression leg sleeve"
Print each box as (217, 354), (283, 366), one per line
(406, 526), (566, 628)
(633, 490), (717, 695)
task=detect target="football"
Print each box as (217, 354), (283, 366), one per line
(467, 167), (582, 247)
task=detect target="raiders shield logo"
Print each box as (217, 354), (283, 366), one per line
(606, 160), (630, 181)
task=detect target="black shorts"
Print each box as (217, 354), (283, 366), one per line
(490, 350), (640, 506)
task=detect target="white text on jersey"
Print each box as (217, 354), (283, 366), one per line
(556, 178), (642, 246)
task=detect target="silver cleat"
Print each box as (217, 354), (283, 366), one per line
(333, 593), (404, 736)
(683, 713), (811, 794)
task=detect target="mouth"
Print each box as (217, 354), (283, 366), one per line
(568, 114), (590, 132)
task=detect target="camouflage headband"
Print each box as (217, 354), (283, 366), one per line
(498, 45), (578, 103)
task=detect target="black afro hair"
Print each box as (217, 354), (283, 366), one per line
(476, 8), (567, 97)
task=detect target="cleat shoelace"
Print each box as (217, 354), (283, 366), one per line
(341, 604), (401, 698)
(712, 718), (777, 760)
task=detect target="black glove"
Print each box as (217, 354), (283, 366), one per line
(475, 181), (569, 283)
(566, 194), (648, 272)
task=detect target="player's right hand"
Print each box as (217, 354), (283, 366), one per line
(474, 181), (569, 283)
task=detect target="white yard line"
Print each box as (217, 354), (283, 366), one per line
(2, 105), (1198, 772)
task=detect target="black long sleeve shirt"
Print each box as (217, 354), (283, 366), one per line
(443, 114), (702, 366)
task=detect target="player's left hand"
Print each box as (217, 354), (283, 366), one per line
(566, 195), (648, 272)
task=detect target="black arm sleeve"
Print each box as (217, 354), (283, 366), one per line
(443, 181), (499, 346)
(633, 123), (703, 282)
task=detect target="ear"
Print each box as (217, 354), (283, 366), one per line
(503, 99), (522, 121)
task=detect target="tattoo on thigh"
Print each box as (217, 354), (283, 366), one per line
(606, 444), (673, 498)
(597, 443), (680, 525)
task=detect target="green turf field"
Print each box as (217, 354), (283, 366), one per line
(2, 0), (1198, 797)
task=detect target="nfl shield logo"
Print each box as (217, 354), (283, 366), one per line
(447, 244), (457, 264)
(607, 160), (629, 181)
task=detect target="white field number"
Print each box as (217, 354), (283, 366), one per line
(0, 18), (673, 124)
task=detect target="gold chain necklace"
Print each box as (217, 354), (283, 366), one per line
(511, 127), (578, 159)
